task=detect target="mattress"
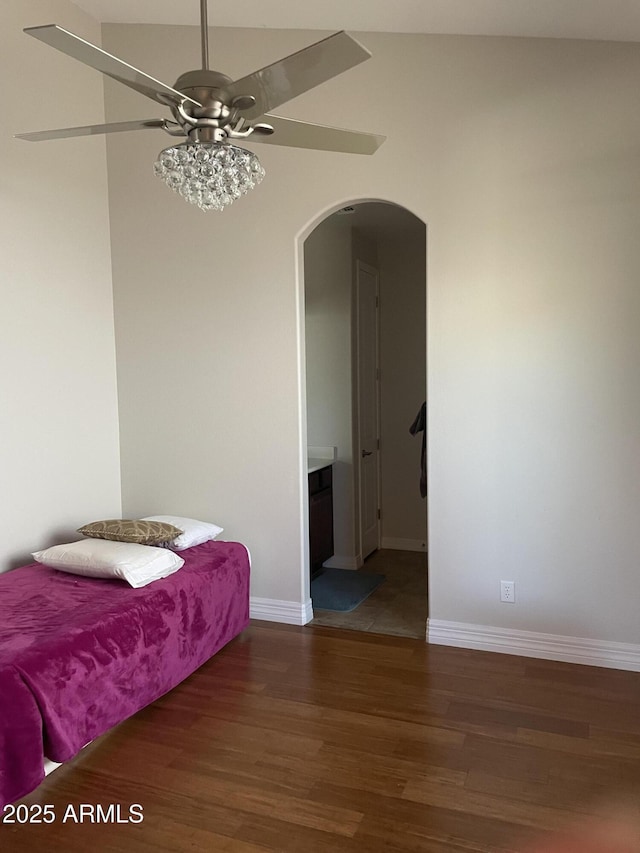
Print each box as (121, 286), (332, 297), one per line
(0, 540), (250, 808)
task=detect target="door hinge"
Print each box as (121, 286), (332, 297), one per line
(375, 295), (379, 308)
(377, 438), (380, 451)
(376, 367), (381, 382)
(377, 508), (381, 520)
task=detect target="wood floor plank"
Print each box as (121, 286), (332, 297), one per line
(188, 692), (404, 757)
(4, 622), (640, 852)
(446, 700), (590, 739)
(168, 751), (319, 800)
(517, 726), (640, 759)
(310, 781), (539, 852)
(495, 680), (640, 732)
(264, 741), (467, 795)
(401, 773), (578, 831)
(262, 672), (452, 719)
(234, 813), (366, 852)
(105, 762), (363, 839)
(463, 769), (607, 814)
(393, 731), (551, 784)
(524, 660), (640, 698)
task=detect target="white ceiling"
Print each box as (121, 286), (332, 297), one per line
(70, 0), (640, 42)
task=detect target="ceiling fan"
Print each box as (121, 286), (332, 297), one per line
(16, 1), (385, 211)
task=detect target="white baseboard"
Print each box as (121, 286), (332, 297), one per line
(322, 555), (362, 570)
(427, 619), (640, 672)
(250, 596), (313, 626)
(381, 537), (427, 552)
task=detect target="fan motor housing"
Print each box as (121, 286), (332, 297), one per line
(173, 69), (235, 119)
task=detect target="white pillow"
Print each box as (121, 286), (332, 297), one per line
(141, 515), (223, 551)
(32, 539), (184, 588)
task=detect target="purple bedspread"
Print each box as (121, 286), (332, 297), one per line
(0, 540), (250, 808)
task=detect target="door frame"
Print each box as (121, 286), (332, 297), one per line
(297, 197), (428, 630)
(354, 258), (381, 561)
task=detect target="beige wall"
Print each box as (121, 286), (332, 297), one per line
(103, 24), (640, 643)
(1, 0), (120, 572)
(378, 224), (427, 546)
(304, 216), (356, 562)
(351, 224), (379, 561)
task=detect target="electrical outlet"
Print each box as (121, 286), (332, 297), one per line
(500, 581), (515, 603)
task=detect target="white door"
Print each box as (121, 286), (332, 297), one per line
(355, 260), (380, 561)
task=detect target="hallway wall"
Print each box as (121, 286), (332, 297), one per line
(378, 222), (427, 549)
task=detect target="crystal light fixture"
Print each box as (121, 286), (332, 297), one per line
(153, 141), (265, 212)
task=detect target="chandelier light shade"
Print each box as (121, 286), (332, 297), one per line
(153, 141), (265, 211)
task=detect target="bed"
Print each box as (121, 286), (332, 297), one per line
(0, 539), (250, 808)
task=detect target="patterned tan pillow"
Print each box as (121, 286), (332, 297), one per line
(77, 519), (183, 546)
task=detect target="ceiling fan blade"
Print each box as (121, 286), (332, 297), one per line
(15, 119), (169, 142)
(250, 115), (385, 155)
(226, 31), (371, 121)
(24, 25), (201, 109)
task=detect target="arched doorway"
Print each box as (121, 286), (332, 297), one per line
(299, 201), (428, 639)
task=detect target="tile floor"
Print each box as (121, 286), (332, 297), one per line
(309, 548), (428, 639)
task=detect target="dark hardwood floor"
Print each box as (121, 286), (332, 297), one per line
(3, 621), (640, 851)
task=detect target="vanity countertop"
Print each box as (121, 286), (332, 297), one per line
(308, 457), (334, 474)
